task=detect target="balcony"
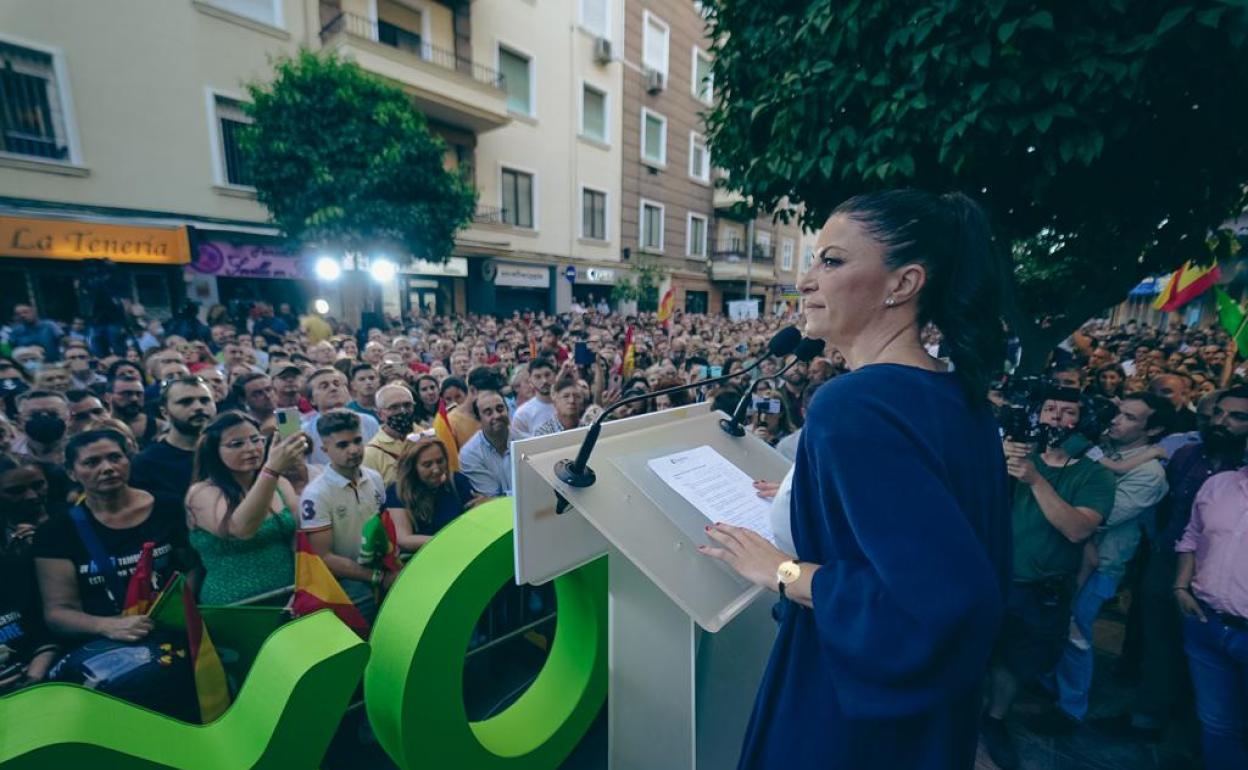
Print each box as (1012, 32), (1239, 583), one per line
(713, 168), (747, 211)
(320, 11), (510, 133)
(708, 244), (776, 282)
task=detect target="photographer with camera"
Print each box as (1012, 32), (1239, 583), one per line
(981, 387), (1117, 770)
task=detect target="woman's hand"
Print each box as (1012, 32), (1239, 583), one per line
(99, 614), (155, 643)
(698, 523), (793, 592)
(753, 480), (780, 500)
(266, 432), (310, 474)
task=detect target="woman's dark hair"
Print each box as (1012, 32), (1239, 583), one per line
(1094, 363), (1127, 398)
(65, 428), (130, 468)
(440, 376), (468, 397)
(833, 189), (1008, 402)
(413, 374), (439, 424)
(192, 411), (261, 515)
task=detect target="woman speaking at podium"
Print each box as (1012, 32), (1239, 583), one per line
(701, 190), (1011, 769)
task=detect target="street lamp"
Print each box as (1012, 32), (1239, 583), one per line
(313, 298), (330, 314)
(315, 255), (342, 282)
(370, 258), (397, 283)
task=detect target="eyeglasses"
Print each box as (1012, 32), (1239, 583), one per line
(222, 435), (266, 451)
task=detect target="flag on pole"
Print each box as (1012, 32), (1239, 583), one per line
(122, 541), (157, 616)
(657, 288), (675, 329)
(1215, 286), (1248, 351)
(149, 574), (230, 724)
(359, 509), (403, 577)
(432, 400), (460, 472)
(291, 532), (370, 638)
(1154, 261), (1221, 312)
(621, 326), (635, 378)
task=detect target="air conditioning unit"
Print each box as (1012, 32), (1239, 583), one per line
(645, 68), (666, 94)
(593, 36), (612, 65)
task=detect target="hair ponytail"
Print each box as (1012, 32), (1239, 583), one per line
(833, 189), (1008, 404)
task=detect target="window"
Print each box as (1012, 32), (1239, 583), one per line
(640, 200), (664, 252)
(501, 168), (534, 229)
(580, 0), (609, 37)
(685, 290), (708, 314)
(692, 48), (713, 104)
(582, 188), (607, 241)
(756, 231), (772, 259)
(201, 0), (283, 27)
(0, 41), (73, 162)
(688, 133), (709, 182)
(641, 108), (666, 167)
(213, 95), (254, 187)
(686, 214), (708, 258)
(581, 84), (607, 143)
(643, 11), (669, 77)
(801, 245), (814, 273)
(377, 0), (426, 57)
(499, 46), (533, 116)
(781, 238), (795, 271)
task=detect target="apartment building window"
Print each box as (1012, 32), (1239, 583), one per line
(580, 0), (610, 37)
(499, 46), (533, 117)
(688, 133), (709, 182)
(641, 108), (666, 167)
(501, 167), (534, 228)
(781, 238), (795, 271)
(801, 245), (814, 273)
(692, 48), (713, 104)
(377, 0), (427, 57)
(756, 230), (772, 257)
(582, 188), (607, 241)
(686, 214), (708, 258)
(643, 11), (669, 78)
(640, 200), (664, 252)
(0, 41), (73, 162)
(200, 0), (283, 28)
(213, 95), (254, 187)
(581, 84), (607, 143)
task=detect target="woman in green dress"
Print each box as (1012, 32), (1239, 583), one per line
(186, 412), (308, 605)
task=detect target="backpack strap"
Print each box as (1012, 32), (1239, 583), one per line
(67, 504), (128, 615)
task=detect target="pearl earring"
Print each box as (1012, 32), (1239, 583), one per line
(884, 297), (896, 307)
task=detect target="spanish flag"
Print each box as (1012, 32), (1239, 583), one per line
(181, 579), (230, 722)
(1154, 261), (1221, 312)
(657, 287), (675, 327)
(621, 326), (636, 378)
(122, 541), (157, 616)
(433, 399), (460, 472)
(291, 532), (370, 638)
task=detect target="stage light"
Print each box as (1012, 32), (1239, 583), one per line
(370, 258), (397, 283)
(313, 298), (330, 314)
(315, 256), (342, 281)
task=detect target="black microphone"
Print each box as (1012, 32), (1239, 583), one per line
(553, 326), (802, 509)
(720, 337), (825, 437)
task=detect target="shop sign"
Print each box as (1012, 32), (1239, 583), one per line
(190, 240), (307, 279)
(0, 215), (190, 265)
(494, 262), (550, 288)
(584, 268), (616, 284)
(565, 265), (577, 283)
(406, 257), (468, 278)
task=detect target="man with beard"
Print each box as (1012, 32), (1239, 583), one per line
(777, 360), (809, 429)
(459, 390), (518, 496)
(129, 376), (217, 501)
(363, 383), (416, 486)
(510, 358), (557, 439)
(106, 376), (162, 450)
(1110, 386), (1248, 754)
(233, 372), (277, 432)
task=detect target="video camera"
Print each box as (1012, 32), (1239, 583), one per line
(995, 374), (1117, 449)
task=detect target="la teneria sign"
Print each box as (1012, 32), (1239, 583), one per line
(0, 215), (191, 265)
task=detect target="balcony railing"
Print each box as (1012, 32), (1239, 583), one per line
(709, 243), (776, 262)
(472, 204), (504, 225)
(320, 11), (504, 89)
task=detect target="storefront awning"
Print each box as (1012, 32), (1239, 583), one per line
(0, 214), (190, 265)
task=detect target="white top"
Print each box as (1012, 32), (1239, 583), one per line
(768, 466), (797, 555)
(511, 397), (556, 439)
(298, 465), (386, 563)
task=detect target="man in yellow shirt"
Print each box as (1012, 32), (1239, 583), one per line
(362, 383), (416, 486)
(300, 311), (333, 344)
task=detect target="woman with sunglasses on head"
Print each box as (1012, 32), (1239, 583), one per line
(186, 412), (309, 605)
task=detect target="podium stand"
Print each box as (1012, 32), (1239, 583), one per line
(513, 403), (791, 769)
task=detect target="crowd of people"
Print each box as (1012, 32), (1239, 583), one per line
(0, 293), (1245, 770)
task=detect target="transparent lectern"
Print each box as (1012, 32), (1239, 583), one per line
(513, 402), (792, 769)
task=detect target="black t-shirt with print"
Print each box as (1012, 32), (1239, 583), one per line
(31, 495), (192, 618)
(0, 548), (52, 682)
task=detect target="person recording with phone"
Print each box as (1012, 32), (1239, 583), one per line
(698, 190), (1012, 770)
(748, 385), (796, 447)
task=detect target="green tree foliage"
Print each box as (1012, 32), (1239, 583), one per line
(240, 50), (476, 263)
(703, 0), (1248, 368)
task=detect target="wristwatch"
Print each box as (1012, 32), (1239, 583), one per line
(776, 560), (801, 598)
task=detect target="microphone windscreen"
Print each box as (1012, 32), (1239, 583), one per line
(794, 338), (826, 362)
(766, 326), (803, 357)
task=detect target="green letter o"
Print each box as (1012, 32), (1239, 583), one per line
(365, 497), (607, 769)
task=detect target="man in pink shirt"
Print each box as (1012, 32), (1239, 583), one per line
(1174, 468), (1248, 770)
